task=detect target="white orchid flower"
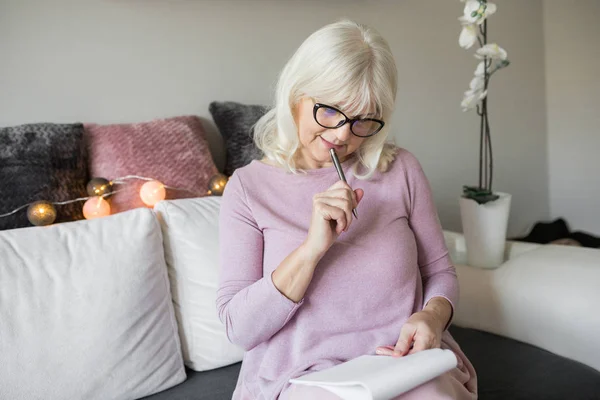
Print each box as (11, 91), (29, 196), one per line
(459, 24), (478, 49)
(469, 76), (485, 91)
(475, 43), (507, 60)
(474, 61), (489, 77)
(461, 88), (487, 111)
(459, 1), (497, 25)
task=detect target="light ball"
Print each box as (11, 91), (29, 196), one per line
(140, 180), (166, 206)
(27, 201), (57, 226)
(208, 173), (229, 196)
(86, 177), (113, 197)
(83, 196), (111, 219)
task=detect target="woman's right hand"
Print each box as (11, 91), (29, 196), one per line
(303, 181), (364, 261)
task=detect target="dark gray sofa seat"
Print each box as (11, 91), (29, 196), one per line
(142, 362), (241, 400)
(144, 326), (600, 400)
(449, 326), (600, 400)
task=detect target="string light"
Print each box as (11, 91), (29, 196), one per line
(83, 196), (111, 220)
(207, 173), (229, 196)
(86, 177), (113, 197)
(139, 180), (166, 207)
(27, 201), (57, 226)
(1, 173), (229, 227)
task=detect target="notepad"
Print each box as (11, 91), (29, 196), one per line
(289, 348), (457, 400)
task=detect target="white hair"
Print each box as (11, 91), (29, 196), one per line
(253, 19), (399, 179)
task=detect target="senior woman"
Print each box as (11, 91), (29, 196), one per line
(217, 20), (477, 400)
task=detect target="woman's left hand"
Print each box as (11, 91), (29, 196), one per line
(375, 298), (452, 357)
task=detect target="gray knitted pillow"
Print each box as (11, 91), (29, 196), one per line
(209, 101), (268, 176)
(0, 123), (89, 230)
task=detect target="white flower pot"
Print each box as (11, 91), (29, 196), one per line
(459, 192), (512, 268)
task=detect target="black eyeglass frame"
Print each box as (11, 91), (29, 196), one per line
(313, 103), (385, 138)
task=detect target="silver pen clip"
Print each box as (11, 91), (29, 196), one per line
(329, 148), (358, 219)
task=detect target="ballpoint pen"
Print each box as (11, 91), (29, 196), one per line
(329, 148), (358, 219)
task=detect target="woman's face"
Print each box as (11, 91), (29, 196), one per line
(293, 97), (367, 169)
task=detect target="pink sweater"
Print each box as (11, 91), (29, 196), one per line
(217, 147), (459, 400)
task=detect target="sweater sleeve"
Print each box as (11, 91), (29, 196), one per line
(216, 172), (304, 351)
(401, 150), (458, 326)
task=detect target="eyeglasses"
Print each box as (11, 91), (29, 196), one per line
(313, 103), (385, 138)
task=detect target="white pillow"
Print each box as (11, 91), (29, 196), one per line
(0, 208), (186, 400)
(154, 197), (244, 371)
(453, 245), (600, 372)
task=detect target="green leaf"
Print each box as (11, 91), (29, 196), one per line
(462, 185), (500, 205)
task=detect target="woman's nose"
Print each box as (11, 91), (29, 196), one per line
(333, 122), (352, 142)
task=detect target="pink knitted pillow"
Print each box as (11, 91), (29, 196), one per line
(85, 116), (217, 214)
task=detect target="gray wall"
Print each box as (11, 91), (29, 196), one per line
(544, 0), (600, 235)
(0, 0), (550, 237)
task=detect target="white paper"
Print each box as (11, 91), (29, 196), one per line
(289, 348), (457, 400)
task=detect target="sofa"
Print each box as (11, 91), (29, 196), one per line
(2, 196), (600, 400)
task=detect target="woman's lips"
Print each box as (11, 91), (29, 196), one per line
(320, 137), (344, 151)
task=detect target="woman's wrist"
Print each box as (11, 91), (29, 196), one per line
(423, 297), (453, 331)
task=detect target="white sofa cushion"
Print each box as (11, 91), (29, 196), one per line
(453, 244), (600, 372)
(154, 197), (244, 371)
(0, 208), (186, 400)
